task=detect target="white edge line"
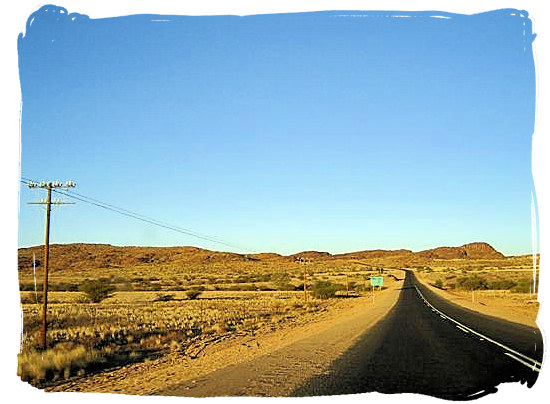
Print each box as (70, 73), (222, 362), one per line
(414, 285), (542, 370)
(504, 352), (540, 371)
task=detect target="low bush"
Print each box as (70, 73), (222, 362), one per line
(455, 274), (489, 291)
(79, 279), (116, 303)
(311, 281), (339, 299)
(488, 280), (517, 290)
(185, 290), (202, 300)
(511, 280), (533, 293)
(154, 293), (175, 302)
(20, 282), (79, 292)
(20, 294), (42, 304)
(19, 282), (39, 292)
(18, 343), (101, 384)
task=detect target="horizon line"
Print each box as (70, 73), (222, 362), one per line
(17, 241), (537, 258)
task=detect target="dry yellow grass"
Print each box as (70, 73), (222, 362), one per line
(18, 288), (360, 386)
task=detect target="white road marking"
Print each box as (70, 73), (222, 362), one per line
(504, 353), (540, 372)
(456, 325), (470, 334)
(414, 285), (542, 372)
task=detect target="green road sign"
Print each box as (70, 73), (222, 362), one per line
(371, 276), (384, 287)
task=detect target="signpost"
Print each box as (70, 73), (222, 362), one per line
(370, 276), (384, 304)
(371, 276), (384, 287)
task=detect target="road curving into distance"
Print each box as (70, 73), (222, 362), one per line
(293, 270), (543, 399)
(161, 270), (542, 399)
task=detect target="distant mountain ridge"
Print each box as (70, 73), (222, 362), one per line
(17, 242), (506, 272)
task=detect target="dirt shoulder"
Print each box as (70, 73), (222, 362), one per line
(414, 271), (539, 328)
(46, 278), (402, 396)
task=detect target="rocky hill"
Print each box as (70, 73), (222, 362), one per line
(334, 249), (414, 260)
(17, 242), (507, 273)
(17, 243), (253, 272)
(416, 242), (505, 260)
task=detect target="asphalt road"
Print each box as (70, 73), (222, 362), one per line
(292, 270), (543, 399)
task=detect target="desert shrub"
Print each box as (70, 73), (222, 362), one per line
(154, 293), (175, 302)
(49, 282), (80, 292)
(18, 343), (101, 384)
(20, 294), (42, 304)
(294, 283), (306, 291)
(19, 282), (39, 292)
(20, 282), (79, 292)
(455, 274), (489, 291)
(79, 279), (116, 303)
(258, 274), (272, 282)
(355, 284), (367, 292)
(272, 273), (294, 291)
(511, 280), (533, 293)
(185, 290), (202, 300)
(312, 281), (339, 299)
(433, 279), (444, 289)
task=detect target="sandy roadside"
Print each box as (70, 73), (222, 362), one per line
(414, 271), (540, 328)
(46, 276), (403, 395)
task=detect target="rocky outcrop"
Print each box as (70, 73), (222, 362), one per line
(416, 242), (504, 260)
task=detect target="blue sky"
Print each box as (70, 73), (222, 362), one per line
(17, 7), (536, 256)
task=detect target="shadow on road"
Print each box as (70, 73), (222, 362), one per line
(291, 271), (540, 400)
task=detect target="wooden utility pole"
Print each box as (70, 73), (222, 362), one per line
(303, 260), (308, 304)
(27, 180), (75, 349)
(41, 186), (52, 349)
(297, 257), (308, 304)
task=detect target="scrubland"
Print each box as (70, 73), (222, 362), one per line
(18, 260), (385, 388)
(414, 259), (539, 326)
(17, 243), (539, 389)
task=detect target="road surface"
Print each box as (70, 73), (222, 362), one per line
(161, 270), (543, 399)
(294, 270), (542, 399)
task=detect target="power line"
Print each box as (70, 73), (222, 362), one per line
(20, 177), (256, 253)
(54, 188), (250, 251)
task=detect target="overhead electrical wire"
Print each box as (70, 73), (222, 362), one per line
(20, 176), (256, 253)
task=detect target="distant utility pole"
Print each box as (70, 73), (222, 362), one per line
(27, 180), (76, 349)
(297, 257), (308, 304)
(303, 263), (308, 304)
